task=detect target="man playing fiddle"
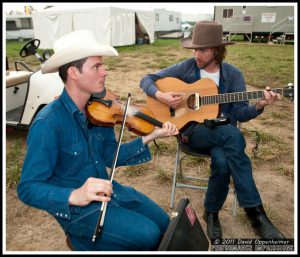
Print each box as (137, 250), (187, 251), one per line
(17, 30), (178, 251)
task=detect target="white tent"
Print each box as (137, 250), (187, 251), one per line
(31, 6), (154, 49)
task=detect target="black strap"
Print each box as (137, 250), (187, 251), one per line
(179, 123), (198, 144)
(153, 139), (160, 149)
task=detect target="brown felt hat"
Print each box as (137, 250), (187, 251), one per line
(181, 21), (234, 49)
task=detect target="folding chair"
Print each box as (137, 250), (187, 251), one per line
(170, 140), (238, 217)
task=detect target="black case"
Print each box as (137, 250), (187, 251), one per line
(158, 198), (209, 251)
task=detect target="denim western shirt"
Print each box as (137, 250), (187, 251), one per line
(17, 88), (152, 236)
(140, 58), (264, 131)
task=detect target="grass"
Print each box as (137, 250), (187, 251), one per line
(226, 44), (294, 89)
(242, 127), (280, 158)
(274, 164), (294, 180)
(241, 127), (293, 176)
(182, 155), (210, 166)
(149, 138), (178, 156)
(156, 168), (172, 185)
(115, 39), (181, 53)
(6, 138), (25, 189)
(123, 163), (152, 177)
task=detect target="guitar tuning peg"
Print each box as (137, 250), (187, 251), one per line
(287, 82), (293, 87)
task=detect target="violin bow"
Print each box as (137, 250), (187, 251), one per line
(92, 93), (132, 242)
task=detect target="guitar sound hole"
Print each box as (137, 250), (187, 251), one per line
(187, 94), (197, 110)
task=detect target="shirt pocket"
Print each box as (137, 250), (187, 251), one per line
(61, 143), (85, 172)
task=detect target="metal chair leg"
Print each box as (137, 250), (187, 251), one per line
(170, 144), (180, 209)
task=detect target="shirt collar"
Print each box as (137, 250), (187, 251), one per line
(60, 88), (81, 117)
(219, 62), (228, 82)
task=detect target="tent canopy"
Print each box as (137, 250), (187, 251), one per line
(32, 6), (154, 49)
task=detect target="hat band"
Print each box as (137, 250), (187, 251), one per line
(192, 36), (222, 46)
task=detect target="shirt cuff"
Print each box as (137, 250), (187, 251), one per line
(122, 137), (152, 165)
(48, 187), (75, 220)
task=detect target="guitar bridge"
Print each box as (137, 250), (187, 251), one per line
(194, 93), (200, 110)
(187, 93), (200, 110)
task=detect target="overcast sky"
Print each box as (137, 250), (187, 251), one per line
(4, 2), (296, 15)
(3, 2), (215, 14)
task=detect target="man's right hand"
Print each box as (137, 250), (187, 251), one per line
(155, 91), (184, 108)
(69, 178), (113, 206)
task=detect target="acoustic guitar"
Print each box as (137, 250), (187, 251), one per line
(146, 77), (294, 130)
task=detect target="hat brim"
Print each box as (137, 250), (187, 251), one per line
(180, 37), (234, 49)
(42, 43), (118, 74)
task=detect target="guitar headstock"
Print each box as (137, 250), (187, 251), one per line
(283, 83), (294, 101)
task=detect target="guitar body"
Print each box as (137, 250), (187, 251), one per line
(147, 77), (219, 130)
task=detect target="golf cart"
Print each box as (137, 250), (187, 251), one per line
(6, 39), (64, 129)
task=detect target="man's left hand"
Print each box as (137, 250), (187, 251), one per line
(256, 86), (281, 110)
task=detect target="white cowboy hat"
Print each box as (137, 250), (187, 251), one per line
(42, 30), (118, 73)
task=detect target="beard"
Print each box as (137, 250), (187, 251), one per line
(195, 55), (216, 69)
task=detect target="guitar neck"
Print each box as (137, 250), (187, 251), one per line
(201, 88), (283, 105)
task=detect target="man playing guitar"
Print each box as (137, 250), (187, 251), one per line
(140, 21), (285, 240)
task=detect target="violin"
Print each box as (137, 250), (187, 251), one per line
(86, 89), (164, 136)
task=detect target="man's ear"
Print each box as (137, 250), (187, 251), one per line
(67, 66), (79, 80)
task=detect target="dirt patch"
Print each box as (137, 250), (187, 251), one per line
(5, 52), (295, 251)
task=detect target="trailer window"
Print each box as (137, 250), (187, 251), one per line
(243, 16), (251, 22)
(6, 20), (17, 30)
(155, 13), (159, 21)
(20, 18), (32, 29)
(223, 8), (233, 18)
(169, 15), (174, 22)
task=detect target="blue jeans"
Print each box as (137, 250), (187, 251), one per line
(188, 124), (262, 212)
(68, 190), (170, 251)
